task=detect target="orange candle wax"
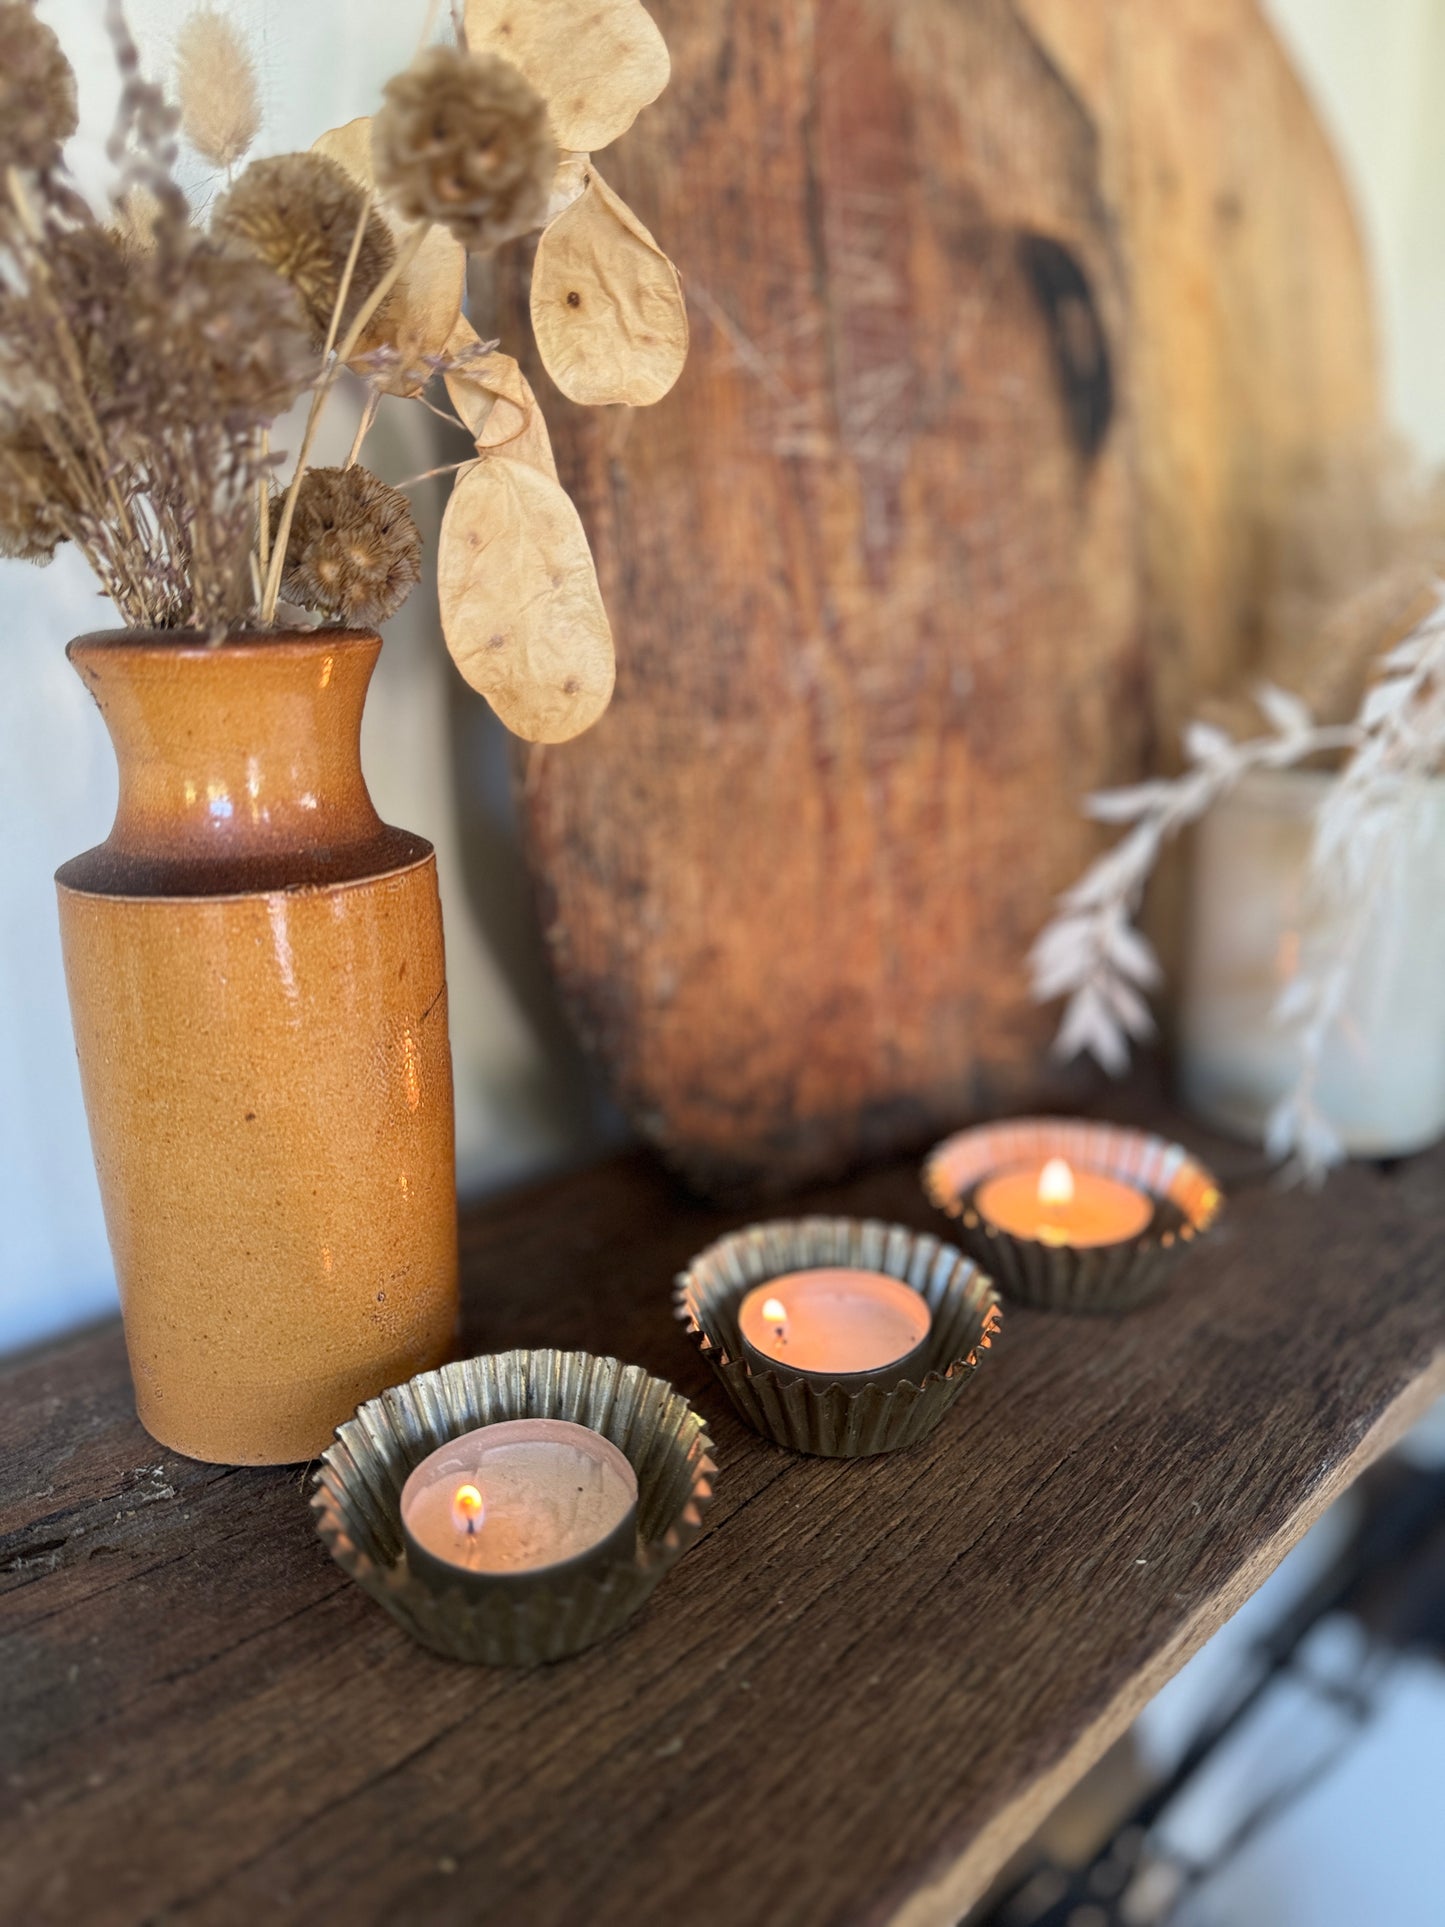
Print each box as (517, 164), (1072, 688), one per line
(974, 1157), (1153, 1248)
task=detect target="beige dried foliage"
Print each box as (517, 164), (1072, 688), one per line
(312, 117), (464, 396)
(438, 456), (614, 743)
(444, 318), (558, 480)
(0, 1), (78, 176)
(463, 0), (668, 152)
(175, 8), (260, 170)
(530, 166), (686, 406)
(113, 186), (161, 255)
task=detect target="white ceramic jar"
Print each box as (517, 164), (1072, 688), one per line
(1179, 769), (1445, 1156)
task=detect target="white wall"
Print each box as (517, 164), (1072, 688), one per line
(1267, 0), (1445, 465)
(1, 0), (1441, 1352)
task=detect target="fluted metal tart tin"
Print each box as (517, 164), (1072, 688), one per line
(675, 1217), (1002, 1458)
(922, 1117), (1223, 1314)
(311, 1349), (716, 1666)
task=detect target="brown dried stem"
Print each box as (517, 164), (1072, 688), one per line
(260, 212), (426, 622)
(345, 390), (380, 469)
(256, 427), (271, 580)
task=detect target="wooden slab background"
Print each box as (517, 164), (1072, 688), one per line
(496, 0), (1379, 1197)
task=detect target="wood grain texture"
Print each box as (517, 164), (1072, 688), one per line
(3, 1099), (1441, 1927)
(499, 0), (1377, 1196)
(501, 0), (1149, 1193)
(1015, 0), (1381, 727)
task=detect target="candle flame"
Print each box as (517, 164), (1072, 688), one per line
(762, 1296), (788, 1332)
(452, 1482), (484, 1535)
(1038, 1157), (1075, 1207)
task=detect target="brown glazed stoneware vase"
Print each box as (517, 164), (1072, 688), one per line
(56, 630), (458, 1465)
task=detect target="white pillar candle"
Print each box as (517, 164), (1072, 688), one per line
(736, 1268), (933, 1388)
(400, 1417), (639, 1595)
(1180, 769), (1445, 1156)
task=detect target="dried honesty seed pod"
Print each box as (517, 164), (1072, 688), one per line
(464, 0), (668, 153)
(444, 318), (558, 481)
(175, 8), (261, 171)
(546, 152), (592, 225)
(312, 117), (464, 398)
(531, 166), (687, 407)
(438, 457), (614, 744)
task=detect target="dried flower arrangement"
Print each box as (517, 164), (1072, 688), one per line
(0, 0), (687, 744)
(1031, 582), (1445, 1181)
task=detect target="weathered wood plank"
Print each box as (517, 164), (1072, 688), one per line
(504, 0), (1148, 1195)
(2, 1106), (1441, 1927)
(502, 0), (1379, 1196)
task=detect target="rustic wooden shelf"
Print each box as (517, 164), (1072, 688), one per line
(3, 1103), (1442, 1926)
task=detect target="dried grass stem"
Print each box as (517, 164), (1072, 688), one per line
(261, 215), (425, 622)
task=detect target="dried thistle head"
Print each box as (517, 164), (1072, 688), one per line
(213, 153), (396, 347)
(38, 223), (315, 435)
(175, 7), (261, 170)
(372, 47), (556, 255)
(0, 419), (73, 561)
(161, 238), (318, 423)
(0, 1), (78, 177)
(272, 466), (422, 625)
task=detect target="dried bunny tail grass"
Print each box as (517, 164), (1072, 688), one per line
(112, 185), (162, 255)
(214, 153), (396, 347)
(271, 465), (422, 625)
(372, 46), (556, 254)
(175, 7), (261, 170)
(0, 1), (79, 176)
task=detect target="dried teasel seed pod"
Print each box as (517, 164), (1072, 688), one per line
(271, 466), (422, 626)
(175, 7), (261, 171)
(213, 154), (396, 349)
(313, 117), (465, 398)
(464, 0), (668, 153)
(372, 46), (556, 256)
(530, 166), (687, 407)
(438, 456), (615, 743)
(0, 1), (78, 177)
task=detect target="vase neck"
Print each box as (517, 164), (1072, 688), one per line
(61, 630), (424, 897)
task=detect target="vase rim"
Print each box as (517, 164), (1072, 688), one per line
(66, 625), (381, 660)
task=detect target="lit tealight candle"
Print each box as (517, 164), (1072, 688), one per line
(399, 1417), (639, 1597)
(736, 1267), (933, 1391)
(975, 1156), (1154, 1248)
